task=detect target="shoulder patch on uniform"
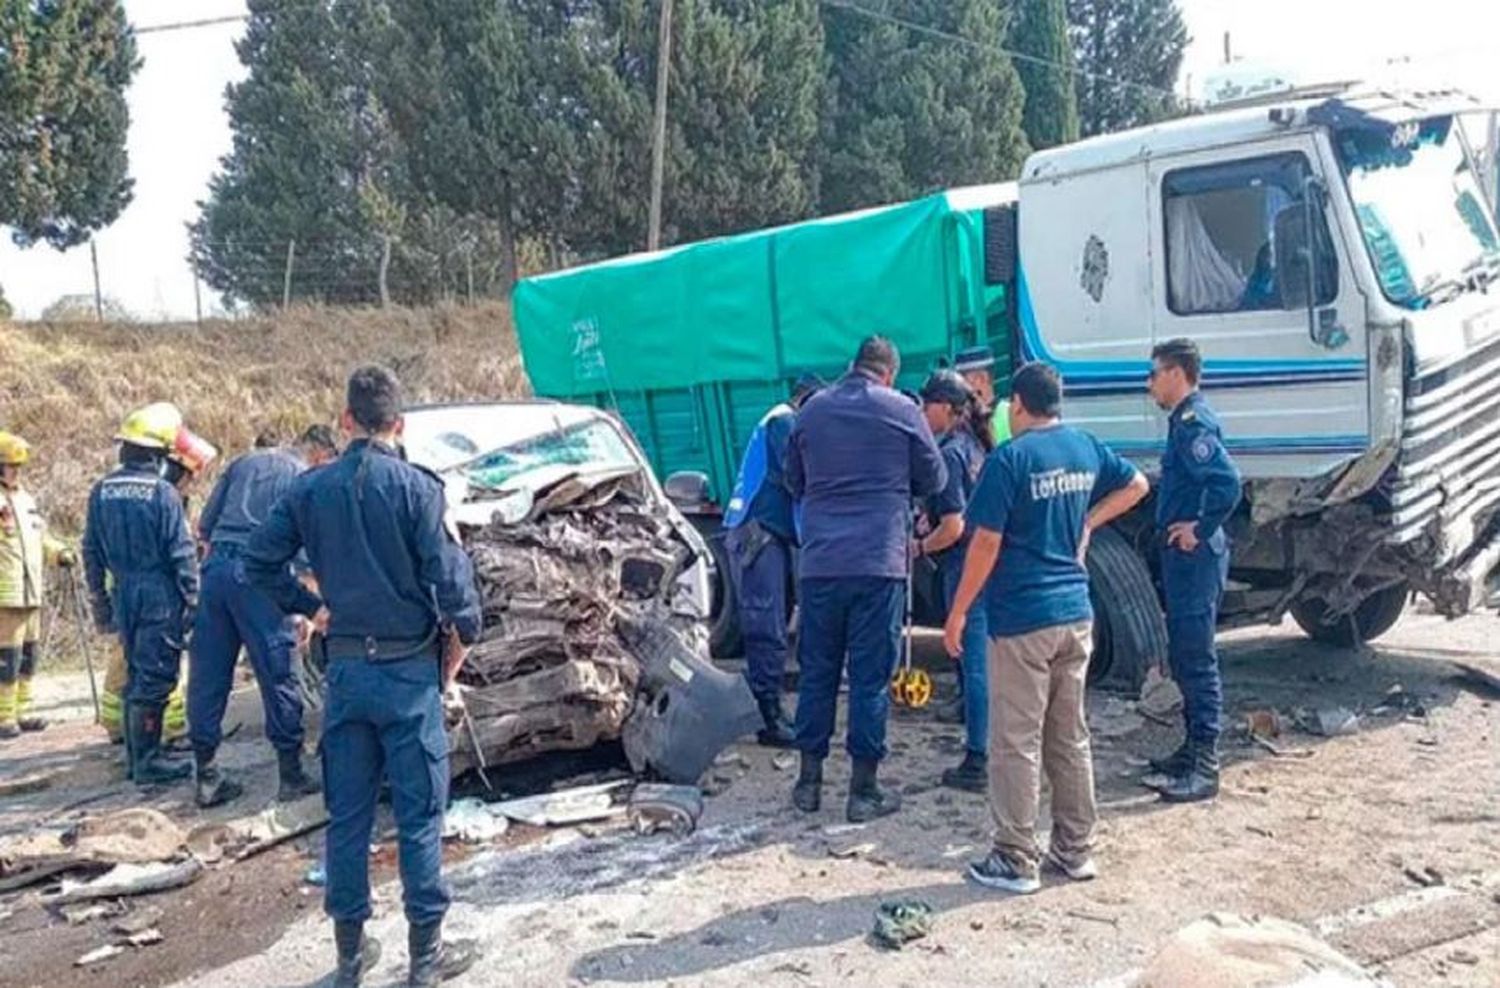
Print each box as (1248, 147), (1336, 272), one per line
(1191, 437), (1214, 463)
(1180, 409), (1197, 423)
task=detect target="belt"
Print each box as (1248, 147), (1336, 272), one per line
(323, 632), (438, 662)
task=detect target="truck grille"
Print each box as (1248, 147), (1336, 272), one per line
(1390, 332), (1500, 549)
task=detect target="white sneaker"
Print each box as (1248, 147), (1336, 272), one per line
(966, 851), (1042, 894)
(1043, 848), (1098, 882)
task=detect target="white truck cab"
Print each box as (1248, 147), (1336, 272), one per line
(1002, 83), (1500, 648)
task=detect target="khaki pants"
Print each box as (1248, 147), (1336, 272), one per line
(987, 621), (1096, 876)
(0, 607), (40, 649)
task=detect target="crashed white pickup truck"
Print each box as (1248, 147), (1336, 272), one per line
(401, 401), (760, 784)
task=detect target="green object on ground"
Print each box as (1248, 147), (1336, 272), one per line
(871, 899), (935, 950)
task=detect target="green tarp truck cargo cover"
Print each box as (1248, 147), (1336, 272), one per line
(513, 185), (1016, 503)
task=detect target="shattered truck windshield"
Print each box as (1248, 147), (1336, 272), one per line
(459, 419), (639, 490)
(1335, 116), (1500, 308)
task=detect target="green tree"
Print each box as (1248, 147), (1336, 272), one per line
(1008, 0), (1078, 150)
(1067, 0), (1187, 137)
(192, 1), (426, 307)
(819, 0), (1029, 214)
(0, 0), (139, 248)
(550, 0), (825, 260)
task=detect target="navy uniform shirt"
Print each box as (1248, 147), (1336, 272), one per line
(786, 370), (947, 580)
(1155, 392), (1242, 550)
(82, 462), (199, 608)
(923, 428), (986, 576)
(967, 424), (1140, 637)
(197, 447), (305, 550)
(243, 438), (482, 646)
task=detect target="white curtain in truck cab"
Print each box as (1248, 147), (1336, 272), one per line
(1167, 196), (1247, 313)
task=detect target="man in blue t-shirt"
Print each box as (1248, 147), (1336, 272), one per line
(943, 362), (1148, 895)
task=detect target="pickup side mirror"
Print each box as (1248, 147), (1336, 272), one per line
(665, 471), (713, 510)
(983, 206), (1018, 286)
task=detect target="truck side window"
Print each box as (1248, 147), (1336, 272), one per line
(1163, 152), (1337, 315)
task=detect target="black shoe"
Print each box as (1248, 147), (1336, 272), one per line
(940, 751), (988, 793)
(1148, 740), (1192, 777)
(754, 695), (795, 748)
(194, 750), (244, 809)
(1160, 741), (1220, 804)
(333, 921), (382, 988)
(127, 703), (192, 786)
(277, 748), (322, 802)
(791, 754), (822, 813)
(407, 921), (480, 987)
(0, 723), (18, 741)
(847, 758), (901, 823)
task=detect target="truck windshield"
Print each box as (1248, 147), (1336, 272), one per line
(460, 419), (639, 490)
(1334, 116), (1500, 308)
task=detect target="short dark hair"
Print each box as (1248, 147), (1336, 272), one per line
(346, 366), (404, 433)
(1152, 338), (1203, 385)
(298, 424), (339, 454)
(252, 430), (280, 449)
(1011, 361), (1063, 418)
(854, 335), (900, 378)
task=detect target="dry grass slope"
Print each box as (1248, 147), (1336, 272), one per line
(0, 303), (528, 537)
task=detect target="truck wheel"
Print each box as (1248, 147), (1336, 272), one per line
(1086, 527), (1168, 691)
(707, 534), (744, 659)
(1290, 583), (1408, 648)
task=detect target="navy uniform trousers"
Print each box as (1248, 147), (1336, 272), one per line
(1160, 542), (1229, 744)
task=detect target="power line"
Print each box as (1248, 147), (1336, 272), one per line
(135, 14), (249, 36)
(818, 0), (1185, 104)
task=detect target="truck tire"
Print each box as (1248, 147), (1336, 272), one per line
(1086, 527), (1168, 691)
(1290, 583), (1408, 648)
(707, 533), (744, 659)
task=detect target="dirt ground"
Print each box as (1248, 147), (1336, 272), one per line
(4, 608), (1500, 988)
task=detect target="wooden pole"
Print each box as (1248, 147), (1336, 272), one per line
(379, 234), (392, 308)
(282, 239), (296, 309)
(90, 239), (103, 322)
(466, 249), (475, 306)
(647, 0), (674, 252)
(192, 262), (203, 325)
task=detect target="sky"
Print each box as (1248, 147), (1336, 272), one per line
(2, 0), (1498, 320)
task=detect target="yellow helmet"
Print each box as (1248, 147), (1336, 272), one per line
(116, 402), (184, 450)
(0, 431), (31, 467)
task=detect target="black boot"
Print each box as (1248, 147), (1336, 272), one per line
(407, 920), (480, 987)
(277, 747), (322, 802)
(127, 703), (192, 786)
(334, 921), (382, 988)
(755, 695), (795, 748)
(940, 750), (988, 793)
(194, 748), (244, 808)
(1148, 739), (1192, 777)
(1160, 740), (1220, 804)
(847, 758), (902, 823)
(791, 754), (823, 813)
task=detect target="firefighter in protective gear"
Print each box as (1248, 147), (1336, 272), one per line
(83, 404), (199, 786)
(1, 432), (76, 739)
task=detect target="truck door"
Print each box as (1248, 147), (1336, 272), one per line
(1147, 137), (1370, 480)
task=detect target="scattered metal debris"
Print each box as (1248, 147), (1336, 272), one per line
(444, 799), (512, 844)
(1066, 908), (1121, 928)
(1249, 734), (1316, 760)
(75, 944), (125, 967)
(1090, 697), (1146, 739)
(111, 905), (164, 936)
(1452, 661), (1500, 697)
(1300, 707), (1360, 738)
(871, 900), (934, 951)
(828, 842), (878, 860)
(771, 752), (797, 772)
(45, 858), (203, 904)
(1403, 865), (1445, 888)
(122, 928), (164, 948)
(628, 784), (704, 837)
(228, 796), (330, 861)
(59, 901), (125, 926)
(72, 808), (187, 864)
(487, 781), (630, 827)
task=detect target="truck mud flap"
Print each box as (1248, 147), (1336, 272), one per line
(617, 615), (761, 784)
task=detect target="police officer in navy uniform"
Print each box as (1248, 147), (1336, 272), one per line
(189, 425), (340, 809)
(1147, 339), (1242, 803)
(723, 373), (823, 747)
(915, 369), (996, 792)
(245, 368), (482, 988)
(82, 402), (198, 788)
(786, 337), (946, 822)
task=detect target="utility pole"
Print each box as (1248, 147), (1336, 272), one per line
(1223, 30), (1232, 65)
(378, 234), (393, 309)
(90, 239), (103, 322)
(192, 263), (203, 325)
(647, 0), (674, 252)
(282, 239), (297, 309)
(466, 249), (475, 306)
